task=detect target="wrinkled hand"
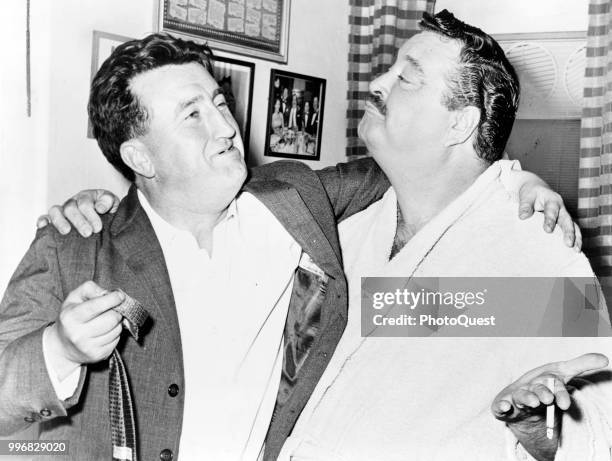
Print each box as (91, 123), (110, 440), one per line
(36, 189), (120, 237)
(517, 181), (581, 251)
(492, 353), (609, 461)
(46, 281), (125, 379)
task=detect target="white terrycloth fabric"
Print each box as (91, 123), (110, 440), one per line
(279, 160), (612, 461)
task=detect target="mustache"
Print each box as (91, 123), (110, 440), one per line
(366, 93), (386, 116)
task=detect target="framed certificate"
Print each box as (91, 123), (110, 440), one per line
(157, 0), (291, 63)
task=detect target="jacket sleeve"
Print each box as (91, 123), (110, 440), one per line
(315, 157), (391, 223)
(0, 228), (86, 435)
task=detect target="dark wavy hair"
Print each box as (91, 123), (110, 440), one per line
(88, 33), (214, 181)
(420, 10), (519, 163)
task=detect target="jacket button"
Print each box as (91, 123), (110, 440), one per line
(167, 384), (179, 398)
(40, 408), (52, 417)
(160, 448), (173, 461)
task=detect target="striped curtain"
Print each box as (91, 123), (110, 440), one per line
(346, 0), (436, 157)
(580, 0), (612, 292)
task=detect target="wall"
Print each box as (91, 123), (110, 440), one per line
(435, 0), (588, 34)
(0, 0), (350, 291)
(0, 1), (51, 292)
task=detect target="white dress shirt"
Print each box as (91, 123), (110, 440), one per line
(44, 190), (302, 460)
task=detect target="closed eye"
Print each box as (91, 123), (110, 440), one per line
(397, 73), (421, 89)
(187, 110), (199, 119)
(398, 74), (410, 83)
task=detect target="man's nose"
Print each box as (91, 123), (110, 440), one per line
(211, 110), (237, 140)
(369, 71), (393, 100)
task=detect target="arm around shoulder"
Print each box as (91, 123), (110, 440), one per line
(315, 157), (391, 222)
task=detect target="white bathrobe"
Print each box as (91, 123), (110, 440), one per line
(279, 161), (612, 461)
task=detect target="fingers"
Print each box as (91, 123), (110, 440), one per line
(75, 193), (104, 234)
(63, 281), (126, 321)
(45, 189), (117, 237)
(542, 201), (560, 233)
(492, 398), (513, 418)
(72, 291), (125, 323)
(94, 190), (120, 214)
(63, 198), (94, 237)
(519, 200), (535, 220)
(48, 205), (72, 235)
(55, 282), (127, 365)
(36, 215), (50, 229)
(556, 207), (576, 247)
(514, 387), (542, 409)
(63, 280), (107, 304)
(492, 375), (570, 421)
(92, 321), (123, 345)
(573, 222), (583, 252)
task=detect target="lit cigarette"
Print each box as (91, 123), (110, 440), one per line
(546, 377), (555, 439)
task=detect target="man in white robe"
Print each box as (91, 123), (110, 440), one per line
(279, 10), (612, 461)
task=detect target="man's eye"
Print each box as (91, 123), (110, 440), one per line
(398, 74), (410, 83)
(217, 101), (228, 108)
(187, 110), (199, 119)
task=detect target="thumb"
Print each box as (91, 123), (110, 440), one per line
(556, 353), (609, 383)
(94, 191), (119, 214)
(63, 280), (108, 306)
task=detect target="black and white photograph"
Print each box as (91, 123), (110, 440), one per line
(2, 1), (612, 460)
(264, 69), (325, 160)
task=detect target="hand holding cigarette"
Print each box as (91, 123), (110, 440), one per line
(491, 353), (609, 461)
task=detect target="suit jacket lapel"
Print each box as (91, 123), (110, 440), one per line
(243, 179), (343, 281)
(108, 186), (183, 355)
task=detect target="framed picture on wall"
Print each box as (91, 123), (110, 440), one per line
(88, 31), (133, 138)
(156, 0), (291, 63)
(212, 55), (255, 157)
(264, 69), (326, 161)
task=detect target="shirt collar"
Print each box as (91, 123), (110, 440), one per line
(137, 189), (239, 248)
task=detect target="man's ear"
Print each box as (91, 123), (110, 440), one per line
(120, 139), (155, 179)
(444, 106), (480, 148)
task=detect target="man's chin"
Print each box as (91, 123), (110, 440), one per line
(357, 118), (376, 152)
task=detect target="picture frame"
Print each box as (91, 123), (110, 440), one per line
(156, 0), (291, 63)
(88, 31), (133, 138)
(212, 55), (255, 156)
(264, 69), (326, 161)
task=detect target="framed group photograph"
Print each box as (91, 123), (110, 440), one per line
(264, 69), (326, 161)
(157, 0), (291, 63)
(88, 31), (133, 138)
(212, 55), (255, 156)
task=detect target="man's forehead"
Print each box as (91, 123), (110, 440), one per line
(129, 62), (218, 105)
(396, 31), (461, 70)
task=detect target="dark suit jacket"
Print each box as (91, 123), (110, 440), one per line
(0, 158), (389, 460)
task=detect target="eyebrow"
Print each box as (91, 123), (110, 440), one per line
(211, 87), (224, 100)
(176, 94), (204, 116)
(175, 88), (225, 117)
(403, 54), (425, 81)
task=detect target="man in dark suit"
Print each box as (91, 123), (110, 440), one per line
(287, 97), (302, 131)
(303, 101), (316, 136)
(0, 33), (390, 460)
(281, 87), (291, 126)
